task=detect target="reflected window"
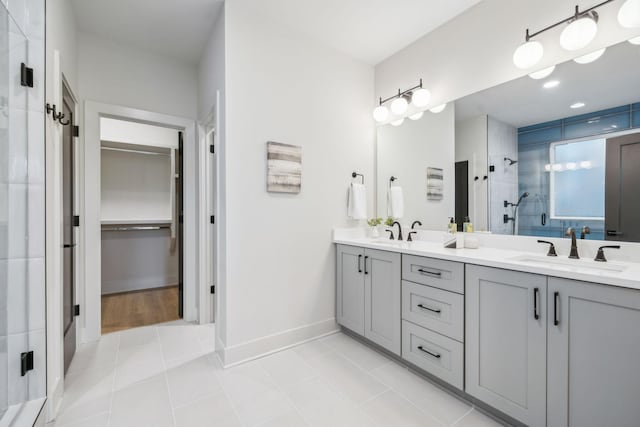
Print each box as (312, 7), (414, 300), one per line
(549, 138), (605, 219)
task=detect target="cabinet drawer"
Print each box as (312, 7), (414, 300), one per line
(402, 320), (463, 389)
(402, 255), (464, 294)
(402, 281), (464, 342)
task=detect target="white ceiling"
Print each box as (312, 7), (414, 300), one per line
(72, 0), (481, 66)
(246, 0), (482, 65)
(456, 41), (640, 128)
(71, 0), (224, 64)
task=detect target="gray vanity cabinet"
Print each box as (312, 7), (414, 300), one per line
(547, 278), (640, 427)
(336, 245), (401, 355)
(336, 245), (366, 334)
(465, 265), (547, 427)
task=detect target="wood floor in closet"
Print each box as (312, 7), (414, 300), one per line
(101, 285), (180, 334)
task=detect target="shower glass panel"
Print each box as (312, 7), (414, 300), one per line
(0, 3), (11, 419)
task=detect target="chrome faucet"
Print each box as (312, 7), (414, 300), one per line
(391, 221), (403, 241)
(566, 227), (579, 259)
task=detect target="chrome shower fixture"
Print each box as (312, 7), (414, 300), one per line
(504, 157), (518, 165)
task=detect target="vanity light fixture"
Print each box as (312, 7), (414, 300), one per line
(409, 111), (424, 120)
(529, 66), (556, 79)
(373, 79), (430, 123)
(618, 0), (640, 28)
(390, 118), (405, 127)
(513, 1), (616, 68)
(373, 105), (390, 122)
(570, 102), (586, 109)
(543, 80), (560, 89)
(429, 104), (447, 113)
(628, 35), (640, 45)
(573, 47), (606, 63)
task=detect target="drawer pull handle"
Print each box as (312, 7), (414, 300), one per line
(533, 287), (539, 320)
(417, 303), (441, 314)
(554, 291), (560, 326)
(417, 268), (442, 277)
(358, 255), (362, 273)
(417, 345), (441, 359)
(364, 256), (369, 275)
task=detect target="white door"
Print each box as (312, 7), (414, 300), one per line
(207, 128), (216, 323)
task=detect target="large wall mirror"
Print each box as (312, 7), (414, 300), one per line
(376, 39), (640, 243)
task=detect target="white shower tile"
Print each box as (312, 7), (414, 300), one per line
(8, 107), (27, 183)
(26, 183), (44, 258)
(7, 257), (28, 334)
(7, 331), (28, 405)
(7, 183), (27, 258)
(27, 328), (45, 399)
(27, 110), (44, 183)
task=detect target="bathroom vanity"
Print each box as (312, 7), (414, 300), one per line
(334, 235), (640, 427)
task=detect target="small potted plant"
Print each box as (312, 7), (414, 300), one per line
(367, 217), (383, 238)
(385, 217), (395, 227)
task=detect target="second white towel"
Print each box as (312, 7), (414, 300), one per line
(387, 186), (404, 219)
(348, 183), (367, 220)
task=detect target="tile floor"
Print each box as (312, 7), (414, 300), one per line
(50, 321), (504, 427)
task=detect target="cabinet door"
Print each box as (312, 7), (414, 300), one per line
(466, 265), (547, 427)
(364, 248), (401, 355)
(336, 245), (365, 335)
(548, 278), (640, 427)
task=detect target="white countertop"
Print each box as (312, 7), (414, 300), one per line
(334, 233), (640, 291)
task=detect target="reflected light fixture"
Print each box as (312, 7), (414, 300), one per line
(429, 104), (447, 113)
(390, 118), (405, 127)
(372, 79), (430, 124)
(573, 47), (606, 64)
(409, 111), (424, 121)
(529, 66), (555, 79)
(543, 80), (560, 89)
(629, 35), (640, 45)
(618, 0), (640, 28)
(570, 102), (586, 109)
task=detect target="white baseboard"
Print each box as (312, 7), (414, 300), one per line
(217, 317), (339, 367)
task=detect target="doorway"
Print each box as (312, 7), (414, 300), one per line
(99, 119), (184, 333)
(62, 82), (77, 374)
(605, 132), (640, 242)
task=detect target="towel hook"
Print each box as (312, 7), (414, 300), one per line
(351, 172), (364, 184)
(390, 176), (397, 182)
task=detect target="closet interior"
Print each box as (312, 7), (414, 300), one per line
(99, 118), (183, 333)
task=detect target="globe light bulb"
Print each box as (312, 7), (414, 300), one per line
(513, 40), (544, 69)
(390, 97), (408, 115)
(560, 17), (598, 51)
(411, 88), (431, 108)
(372, 105), (389, 122)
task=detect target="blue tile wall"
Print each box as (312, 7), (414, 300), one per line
(518, 103), (639, 239)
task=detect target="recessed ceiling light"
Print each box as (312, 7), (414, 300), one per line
(543, 80), (560, 89)
(529, 66), (556, 79)
(570, 102), (585, 109)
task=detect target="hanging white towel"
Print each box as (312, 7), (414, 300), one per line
(387, 186), (404, 219)
(347, 183), (367, 220)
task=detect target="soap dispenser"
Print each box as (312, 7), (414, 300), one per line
(448, 217), (457, 234)
(463, 216), (473, 233)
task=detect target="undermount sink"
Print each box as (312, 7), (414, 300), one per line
(510, 255), (627, 273)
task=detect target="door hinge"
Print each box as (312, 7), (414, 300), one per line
(74, 304), (80, 316)
(20, 351), (34, 376)
(210, 285), (215, 294)
(72, 125), (80, 137)
(209, 144), (215, 154)
(210, 215), (215, 224)
(20, 63), (34, 88)
(73, 215), (80, 227)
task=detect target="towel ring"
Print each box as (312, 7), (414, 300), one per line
(351, 172), (364, 184)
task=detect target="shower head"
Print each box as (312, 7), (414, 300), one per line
(517, 192), (530, 205)
(504, 157), (518, 166)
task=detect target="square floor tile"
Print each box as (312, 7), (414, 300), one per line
(217, 361), (279, 405)
(361, 390), (443, 427)
(110, 376), (174, 427)
(166, 354), (224, 408)
(174, 394), (240, 427)
(320, 333), (390, 371)
(259, 349), (316, 387)
(454, 409), (505, 427)
(233, 388), (296, 426)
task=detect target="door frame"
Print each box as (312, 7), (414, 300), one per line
(198, 100), (218, 325)
(81, 101), (198, 343)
